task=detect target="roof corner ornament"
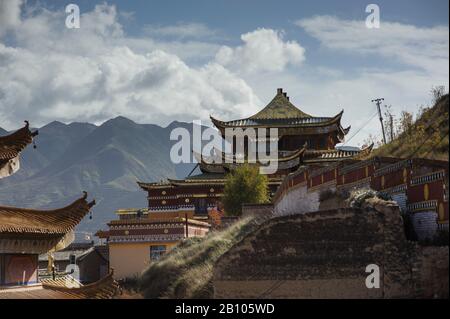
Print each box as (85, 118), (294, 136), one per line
(24, 120), (39, 148)
(82, 191), (88, 200)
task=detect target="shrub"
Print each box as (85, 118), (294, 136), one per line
(222, 164), (269, 216)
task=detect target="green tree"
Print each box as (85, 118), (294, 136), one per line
(222, 164), (269, 216)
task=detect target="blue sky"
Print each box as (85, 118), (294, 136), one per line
(39, 0), (449, 29)
(0, 0), (449, 146)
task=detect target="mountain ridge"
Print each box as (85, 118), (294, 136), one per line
(0, 118), (197, 239)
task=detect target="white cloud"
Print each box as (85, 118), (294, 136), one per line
(296, 15), (449, 77)
(215, 28), (305, 73)
(0, 0), (23, 34)
(0, 3), (260, 129)
(1, 3), (447, 150)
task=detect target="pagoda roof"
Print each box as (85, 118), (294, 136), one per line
(0, 192), (95, 236)
(194, 147), (306, 164)
(250, 88), (311, 120)
(186, 172), (227, 180)
(210, 88), (346, 130)
(303, 144), (374, 163)
(137, 174), (283, 190)
(0, 121), (38, 161)
(0, 270), (119, 299)
(193, 147), (306, 174)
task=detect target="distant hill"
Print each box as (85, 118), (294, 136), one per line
(371, 94), (449, 161)
(0, 118), (198, 239)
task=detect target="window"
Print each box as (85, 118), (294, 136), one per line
(195, 198), (208, 215)
(150, 245), (166, 261)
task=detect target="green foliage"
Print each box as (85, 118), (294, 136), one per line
(222, 164), (269, 216)
(139, 216), (264, 299)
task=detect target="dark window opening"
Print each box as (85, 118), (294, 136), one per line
(195, 198), (208, 215)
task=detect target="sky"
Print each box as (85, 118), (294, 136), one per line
(0, 0), (448, 146)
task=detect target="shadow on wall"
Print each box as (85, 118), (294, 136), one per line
(213, 198), (449, 299)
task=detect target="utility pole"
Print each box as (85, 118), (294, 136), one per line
(371, 98), (387, 144)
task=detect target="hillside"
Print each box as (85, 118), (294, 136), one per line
(0, 118), (198, 238)
(371, 94), (449, 160)
(139, 216), (266, 298)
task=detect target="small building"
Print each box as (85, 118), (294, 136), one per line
(38, 243), (109, 284)
(97, 209), (210, 279)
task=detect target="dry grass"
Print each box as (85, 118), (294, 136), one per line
(139, 216), (264, 299)
(372, 94), (449, 161)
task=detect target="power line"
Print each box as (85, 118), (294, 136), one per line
(342, 111), (379, 146)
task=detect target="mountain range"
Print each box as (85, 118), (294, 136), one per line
(0, 117), (198, 240)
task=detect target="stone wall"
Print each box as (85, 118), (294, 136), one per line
(411, 246), (449, 298)
(213, 199), (448, 298)
(241, 203), (274, 219)
(273, 183), (320, 217)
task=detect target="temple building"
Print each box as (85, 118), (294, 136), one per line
(96, 208), (210, 279)
(210, 88), (350, 152)
(137, 88), (372, 220)
(98, 88), (374, 279)
(0, 123), (119, 299)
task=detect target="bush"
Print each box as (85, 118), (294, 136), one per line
(222, 164), (269, 216)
